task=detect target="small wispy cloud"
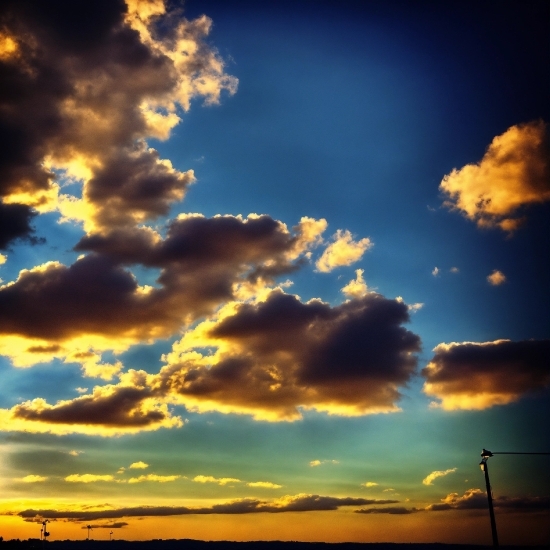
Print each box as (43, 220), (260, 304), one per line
(487, 270), (506, 286)
(65, 474), (115, 483)
(432, 267), (440, 277)
(129, 461), (149, 469)
(193, 475), (240, 486)
(128, 474), (180, 483)
(450, 267), (459, 273)
(362, 481), (378, 488)
(18, 475), (47, 483)
(422, 468), (457, 486)
(246, 481), (282, 489)
(68, 450), (82, 456)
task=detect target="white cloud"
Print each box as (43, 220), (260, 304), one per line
(422, 468), (457, 486)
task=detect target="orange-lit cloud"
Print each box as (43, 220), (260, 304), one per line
(0, 0), (237, 245)
(0, 215), (324, 371)
(440, 121), (550, 232)
(487, 270), (506, 286)
(158, 289), (420, 421)
(1, 370), (183, 435)
(422, 468), (457, 486)
(316, 230), (372, 272)
(423, 339), (550, 410)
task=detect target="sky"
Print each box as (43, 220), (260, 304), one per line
(0, 0), (549, 545)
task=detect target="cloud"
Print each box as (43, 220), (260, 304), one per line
(0, 203), (42, 250)
(64, 474), (115, 483)
(68, 450), (82, 456)
(341, 269), (370, 298)
(0, 0), (238, 236)
(158, 289), (420, 421)
(247, 482), (282, 489)
(422, 468), (457, 485)
(422, 339), (550, 410)
(440, 121), (550, 232)
(1, 370), (183, 435)
(1, 286), (420, 433)
(15, 494), (400, 520)
(129, 461), (148, 469)
(316, 230), (372, 272)
(450, 267), (459, 273)
(432, 267), (439, 277)
(487, 270), (506, 286)
(193, 475), (240, 486)
(128, 474), (180, 483)
(362, 482), (378, 487)
(0, 215), (324, 373)
(17, 475), (47, 483)
(426, 489), (550, 513)
(355, 506), (420, 515)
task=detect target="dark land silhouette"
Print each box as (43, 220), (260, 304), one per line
(0, 540), (546, 550)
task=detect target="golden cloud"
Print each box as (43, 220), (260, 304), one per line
(64, 474), (115, 483)
(193, 475), (241, 486)
(247, 481), (282, 489)
(440, 121), (550, 232)
(487, 269), (506, 286)
(128, 474), (180, 483)
(0, 0), (237, 246)
(129, 461), (149, 470)
(316, 230), (372, 272)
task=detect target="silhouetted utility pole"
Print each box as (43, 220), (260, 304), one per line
(479, 449), (550, 549)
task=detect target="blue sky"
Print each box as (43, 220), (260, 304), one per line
(0, 0), (549, 545)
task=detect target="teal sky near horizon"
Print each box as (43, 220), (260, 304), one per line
(0, 0), (549, 545)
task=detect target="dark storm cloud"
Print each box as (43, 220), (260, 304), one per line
(15, 495), (397, 520)
(422, 339), (550, 410)
(158, 289), (421, 419)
